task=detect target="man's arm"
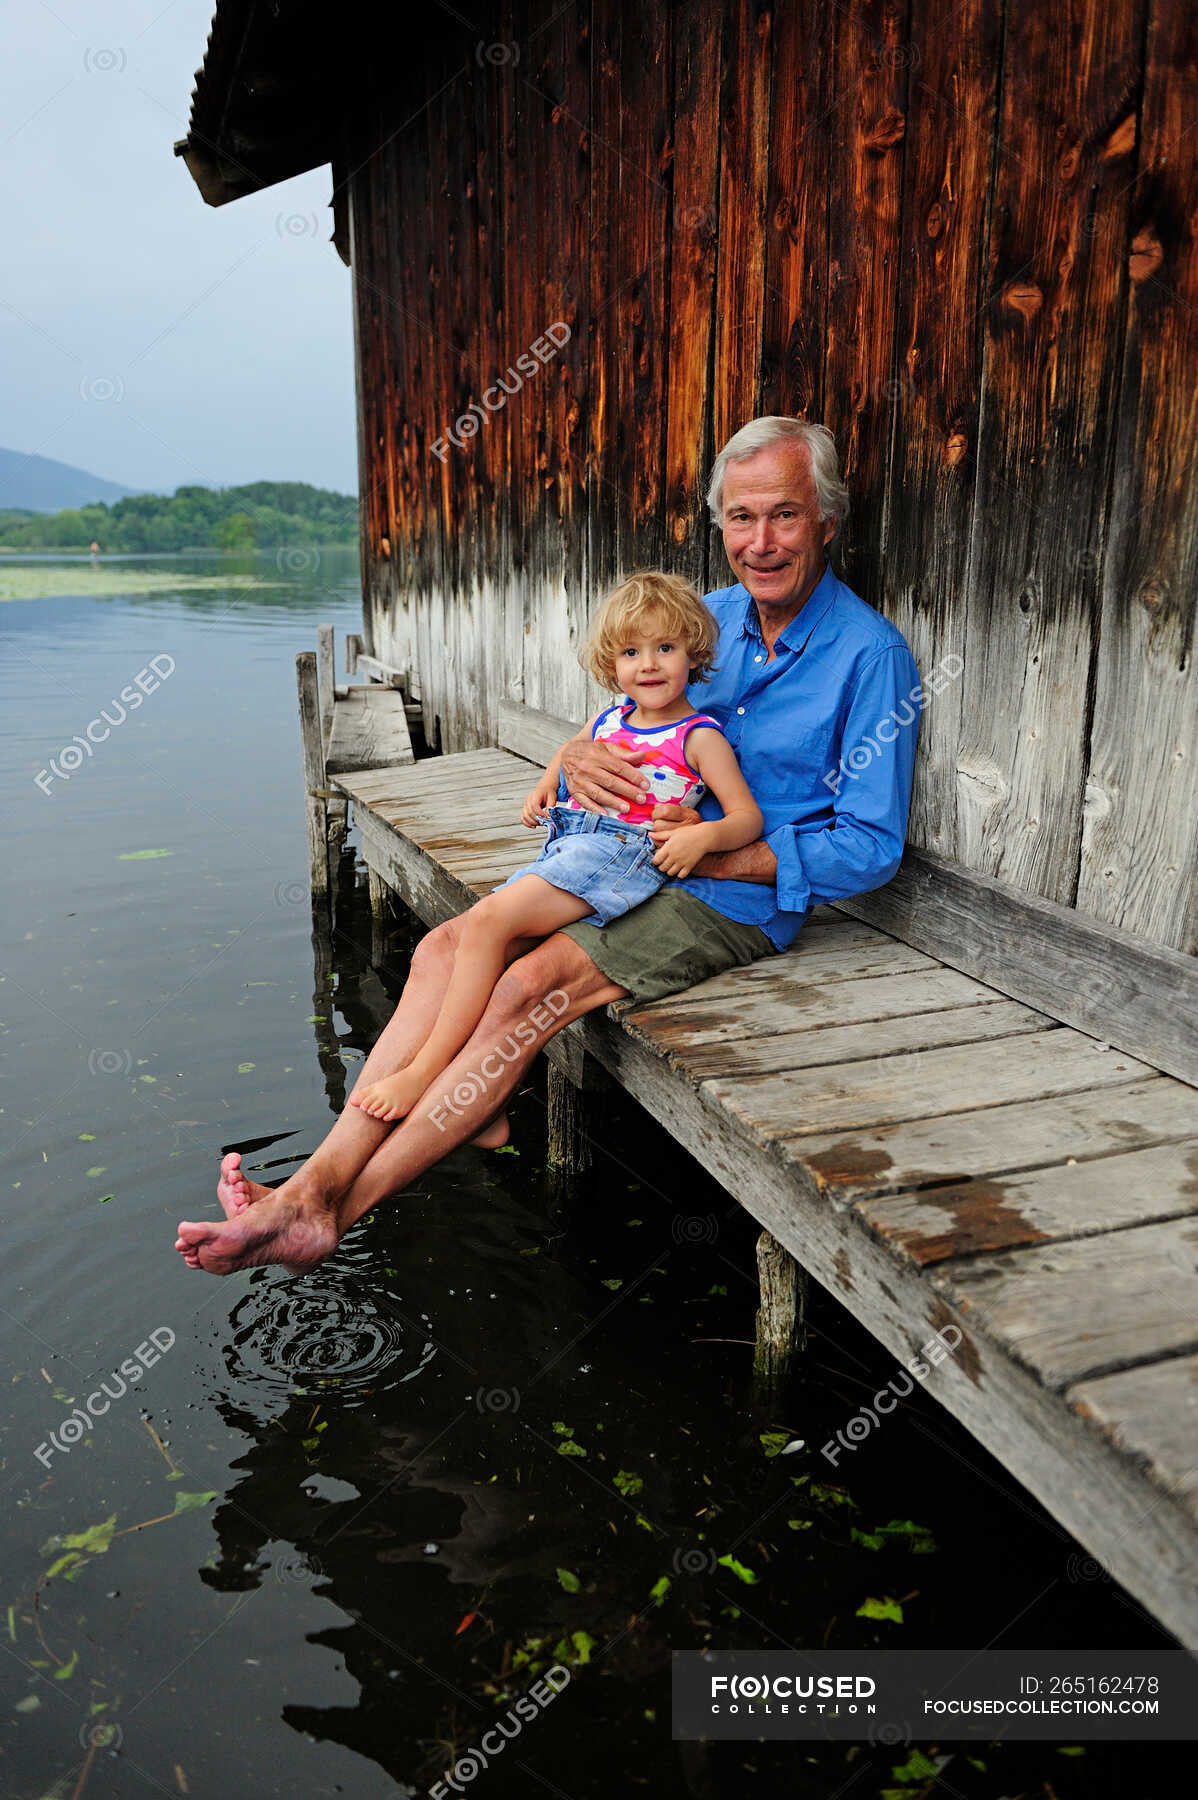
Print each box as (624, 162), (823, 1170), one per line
(655, 644), (921, 900)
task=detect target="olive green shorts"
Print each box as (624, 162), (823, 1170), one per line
(558, 886), (776, 1006)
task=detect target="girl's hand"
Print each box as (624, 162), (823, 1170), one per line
(651, 823), (714, 879)
(648, 802), (703, 844)
(521, 778), (558, 828)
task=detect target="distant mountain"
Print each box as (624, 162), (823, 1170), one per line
(0, 447), (146, 514)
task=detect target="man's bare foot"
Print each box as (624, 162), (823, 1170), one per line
(350, 1068), (428, 1123)
(470, 1111), (510, 1150)
(176, 1183), (339, 1276)
(218, 1150), (274, 1217)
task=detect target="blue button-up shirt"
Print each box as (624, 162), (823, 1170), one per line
(671, 563), (922, 950)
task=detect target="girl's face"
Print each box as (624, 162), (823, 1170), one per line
(613, 611), (694, 709)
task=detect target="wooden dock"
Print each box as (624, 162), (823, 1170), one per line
(328, 702), (1198, 1657)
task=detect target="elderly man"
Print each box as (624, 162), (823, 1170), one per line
(177, 418), (921, 1275)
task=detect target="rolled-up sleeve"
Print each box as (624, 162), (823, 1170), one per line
(766, 644), (921, 908)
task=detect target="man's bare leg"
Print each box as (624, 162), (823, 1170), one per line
(177, 932), (625, 1274)
(195, 914), (534, 1269)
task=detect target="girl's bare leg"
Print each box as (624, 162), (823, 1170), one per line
(352, 877), (592, 1122)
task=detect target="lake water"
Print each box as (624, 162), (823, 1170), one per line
(0, 552), (1177, 1797)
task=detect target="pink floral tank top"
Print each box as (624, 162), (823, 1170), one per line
(562, 700), (725, 825)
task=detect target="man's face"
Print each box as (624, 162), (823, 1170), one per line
(719, 443), (836, 615)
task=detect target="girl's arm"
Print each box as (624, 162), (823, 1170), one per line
(650, 728), (763, 877)
(521, 713), (606, 826)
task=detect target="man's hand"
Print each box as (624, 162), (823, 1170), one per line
(521, 775), (559, 828)
(647, 801), (702, 843)
(560, 733), (650, 815)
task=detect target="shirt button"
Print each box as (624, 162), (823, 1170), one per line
(736, 706), (746, 715)
(754, 655), (763, 663)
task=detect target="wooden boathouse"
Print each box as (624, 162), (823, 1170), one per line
(176, 1), (1198, 1651)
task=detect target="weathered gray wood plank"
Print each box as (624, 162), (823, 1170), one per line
(326, 686), (415, 775)
(933, 1215), (1198, 1387)
(837, 844), (1198, 1087)
(707, 1029), (1155, 1139)
(1069, 1354), (1198, 1516)
(796, 1078), (1198, 1206)
(563, 1005), (1198, 1653)
(858, 1138), (1198, 1264)
(624, 964), (1035, 1050)
(628, 998), (1048, 1081)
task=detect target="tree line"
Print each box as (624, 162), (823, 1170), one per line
(0, 481), (359, 552)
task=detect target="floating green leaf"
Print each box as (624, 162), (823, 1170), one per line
(613, 1470), (643, 1497)
(856, 1595), (903, 1623)
(118, 849), (172, 860)
(97, 1194), (113, 1204)
(78, 1133), (96, 1141)
(14, 1694), (39, 1713)
(600, 1278), (622, 1290)
(760, 1432), (791, 1458)
(552, 1421), (574, 1436)
(787, 1518), (813, 1531)
(60, 1515), (118, 1556)
(556, 1567), (580, 1593)
(172, 1490), (217, 1514)
(716, 1554), (758, 1586)
(891, 1750), (938, 1783)
(570, 1629), (594, 1665)
(53, 1648), (79, 1680)
(852, 1518), (937, 1555)
(649, 1575), (671, 1605)
(556, 1440), (586, 1458)
(1057, 1747), (1086, 1757)
(85, 1167), (106, 1178)
(236, 1062), (255, 1073)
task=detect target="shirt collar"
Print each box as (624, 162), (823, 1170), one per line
(734, 561), (838, 652)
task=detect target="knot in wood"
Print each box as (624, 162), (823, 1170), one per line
(864, 108), (905, 152)
(1003, 281), (1043, 320)
(945, 432), (968, 465)
(925, 202), (944, 238)
(1129, 229), (1163, 282)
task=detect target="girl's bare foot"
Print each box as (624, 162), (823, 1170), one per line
(349, 1069), (427, 1123)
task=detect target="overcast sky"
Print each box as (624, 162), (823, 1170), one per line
(1, 1), (356, 497)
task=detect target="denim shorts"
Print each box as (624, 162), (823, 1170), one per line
(501, 804), (665, 927)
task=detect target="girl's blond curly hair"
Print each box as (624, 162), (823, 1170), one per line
(580, 570), (719, 692)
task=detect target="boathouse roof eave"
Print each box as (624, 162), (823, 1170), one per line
(173, 0), (350, 207)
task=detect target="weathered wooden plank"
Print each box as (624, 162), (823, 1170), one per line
(1069, 1354), (1198, 1515)
(497, 697), (576, 766)
(630, 997), (1048, 1081)
(955, 0), (1144, 902)
(796, 1076), (1198, 1204)
(759, 0), (830, 422)
(353, 652), (405, 688)
(325, 688), (415, 775)
(859, 1138), (1198, 1264)
(586, 0), (622, 604)
(711, 0), (772, 452)
(881, 0), (999, 855)
(709, 1028), (1155, 1139)
(837, 843), (1198, 1086)
(934, 1215), (1198, 1387)
(822, 0), (911, 607)
(624, 963), (1026, 1048)
(1076, 0), (1198, 954)
(663, 0), (722, 585)
(615, 0), (671, 574)
(565, 1004), (1198, 1652)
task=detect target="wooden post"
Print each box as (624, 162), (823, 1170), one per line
(368, 866), (392, 965)
(296, 651), (328, 906)
(546, 1061), (600, 1178)
(346, 632), (362, 675)
(317, 623), (336, 756)
(754, 1231), (807, 1389)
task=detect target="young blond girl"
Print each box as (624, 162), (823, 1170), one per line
(351, 572), (762, 1123)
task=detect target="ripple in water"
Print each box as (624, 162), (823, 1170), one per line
(219, 1262), (435, 1407)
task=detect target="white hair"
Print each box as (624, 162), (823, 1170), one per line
(706, 417), (850, 534)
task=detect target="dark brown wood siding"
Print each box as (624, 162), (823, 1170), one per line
(337, 0), (1197, 955)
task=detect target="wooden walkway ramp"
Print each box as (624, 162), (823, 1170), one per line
(334, 739), (1198, 1655)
